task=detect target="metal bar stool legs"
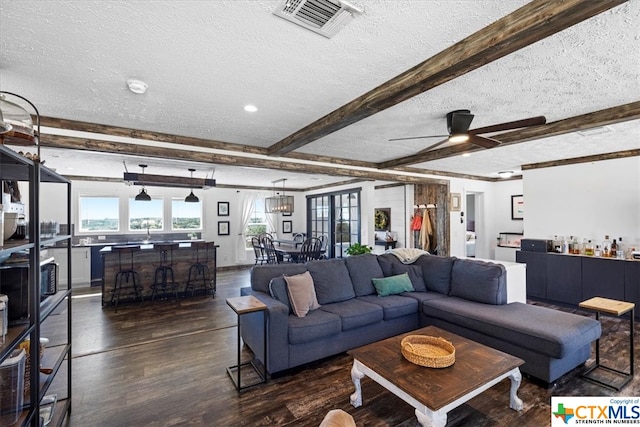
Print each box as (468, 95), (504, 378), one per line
(151, 243), (180, 302)
(184, 241), (216, 298)
(110, 246), (143, 311)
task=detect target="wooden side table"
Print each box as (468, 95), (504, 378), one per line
(579, 296), (634, 390)
(226, 295), (268, 391)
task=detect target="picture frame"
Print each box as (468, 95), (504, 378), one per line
(282, 211), (292, 217)
(374, 208), (391, 231)
(282, 220), (292, 234)
(511, 195), (524, 220)
(217, 201), (229, 216)
(450, 193), (461, 211)
(218, 221), (230, 235)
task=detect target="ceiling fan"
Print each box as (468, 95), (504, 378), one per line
(389, 109), (546, 152)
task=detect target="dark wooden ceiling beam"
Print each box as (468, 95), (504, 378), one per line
(377, 101), (640, 168)
(40, 116), (267, 156)
(267, 0), (627, 156)
(39, 134), (449, 185)
(522, 149), (640, 170)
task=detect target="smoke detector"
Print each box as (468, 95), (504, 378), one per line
(273, 0), (363, 38)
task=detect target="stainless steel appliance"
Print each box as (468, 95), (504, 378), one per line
(0, 257), (57, 324)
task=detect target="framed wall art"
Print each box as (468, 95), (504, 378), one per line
(218, 221), (230, 235)
(511, 195), (524, 220)
(218, 202), (229, 216)
(374, 208), (390, 231)
(282, 220), (292, 233)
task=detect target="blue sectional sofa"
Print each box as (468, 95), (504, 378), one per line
(240, 253), (601, 384)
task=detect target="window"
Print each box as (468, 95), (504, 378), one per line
(171, 199), (202, 230)
(245, 198), (267, 248)
(79, 196), (119, 232)
(129, 198), (163, 230)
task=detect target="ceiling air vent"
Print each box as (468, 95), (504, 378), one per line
(273, 0), (363, 38)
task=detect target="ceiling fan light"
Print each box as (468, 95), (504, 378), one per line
(498, 171), (514, 178)
(448, 134), (469, 143)
(185, 190), (199, 203)
(135, 187), (151, 201)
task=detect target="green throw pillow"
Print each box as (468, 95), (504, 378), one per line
(371, 273), (414, 297)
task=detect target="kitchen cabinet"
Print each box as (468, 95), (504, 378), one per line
(71, 247), (91, 286)
(515, 250), (547, 299)
(546, 253), (582, 305)
(582, 256), (625, 301)
(0, 144), (72, 426)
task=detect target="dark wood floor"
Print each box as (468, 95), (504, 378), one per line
(59, 268), (639, 426)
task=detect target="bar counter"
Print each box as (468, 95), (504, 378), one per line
(100, 241), (218, 306)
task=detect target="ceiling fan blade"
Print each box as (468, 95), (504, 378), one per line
(469, 116), (546, 135)
(449, 111), (474, 134)
(388, 134), (448, 142)
(469, 134), (500, 148)
(416, 138), (450, 153)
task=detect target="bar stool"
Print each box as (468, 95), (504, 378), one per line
(150, 243), (180, 302)
(110, 246), (144, 311)
(184, 241), (216, 298)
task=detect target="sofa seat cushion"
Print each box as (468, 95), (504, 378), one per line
(345, 253), (385, 296)
(423, 299), (601, 359)
(357, 295), (418, 320)
(320, 299), (383, 331)
(401, 290), (448, 304)
(308, 259), (356, 304)
(288, 309), (342, 344)
(450, 258), (507, 305)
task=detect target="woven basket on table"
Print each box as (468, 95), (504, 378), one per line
(400, 335), (455, 368)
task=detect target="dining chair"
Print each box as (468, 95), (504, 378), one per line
(260, 236), (280, 264)
(252, 236), (268, 265)
(292, 233), (305, 245)
(298, 237), (323, 263)
(318, 235), (328, 259)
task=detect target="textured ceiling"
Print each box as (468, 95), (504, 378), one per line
(0, 0), (638, 187)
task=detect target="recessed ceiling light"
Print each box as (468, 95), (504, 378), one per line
(498, 171), (514, 178)
(461, 153), (471, 157)
(244, 104), (258, 113)
(127, 79), (148, 94)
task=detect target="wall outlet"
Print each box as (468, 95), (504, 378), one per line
(98, 235), (106, 240)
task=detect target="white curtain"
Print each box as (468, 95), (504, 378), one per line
(264, 191), (278, 239)
(235, 192), (258, 263)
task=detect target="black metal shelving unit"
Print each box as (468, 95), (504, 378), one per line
(1, 144), (72, 426)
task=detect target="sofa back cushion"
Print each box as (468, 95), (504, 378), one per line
(377, 253), (403, 276)
(391, 263), (427, 292)
(412, 254), (454, 295)
(268, 276), (292, 314)
(345, 253), (385, 296)
(450, 258), (507, 305)
(307, 259), (356, 304)
(251, 264), (308, 293)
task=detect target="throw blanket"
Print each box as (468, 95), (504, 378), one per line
(387, 248), (428, 264)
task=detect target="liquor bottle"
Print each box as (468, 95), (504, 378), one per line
(611, 239), (617, 258)
(584, 240), (594, 256)
(602, 235), (611, 257)
(594, 245), (602, 257)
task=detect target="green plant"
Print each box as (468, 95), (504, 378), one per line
(345, 242), (372, 256)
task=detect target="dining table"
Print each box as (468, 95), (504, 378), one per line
(274, 244), (324, 263)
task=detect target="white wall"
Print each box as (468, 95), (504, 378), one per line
(524, 157), (640, 250)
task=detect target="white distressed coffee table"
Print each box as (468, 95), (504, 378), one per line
(348, 326), (524, 427)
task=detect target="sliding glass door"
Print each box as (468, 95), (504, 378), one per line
(307, 189), (360, 258)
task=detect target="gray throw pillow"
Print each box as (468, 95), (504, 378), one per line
(307, 259), (356, 304)
(391, 263), (427, 292)
(345, 254), (384, 296)
(268, 276), (291, 314)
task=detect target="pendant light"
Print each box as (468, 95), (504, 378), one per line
(135, 165), (152, 201)
(265, 178), (294, 213)
(184, 169), (199, 203)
